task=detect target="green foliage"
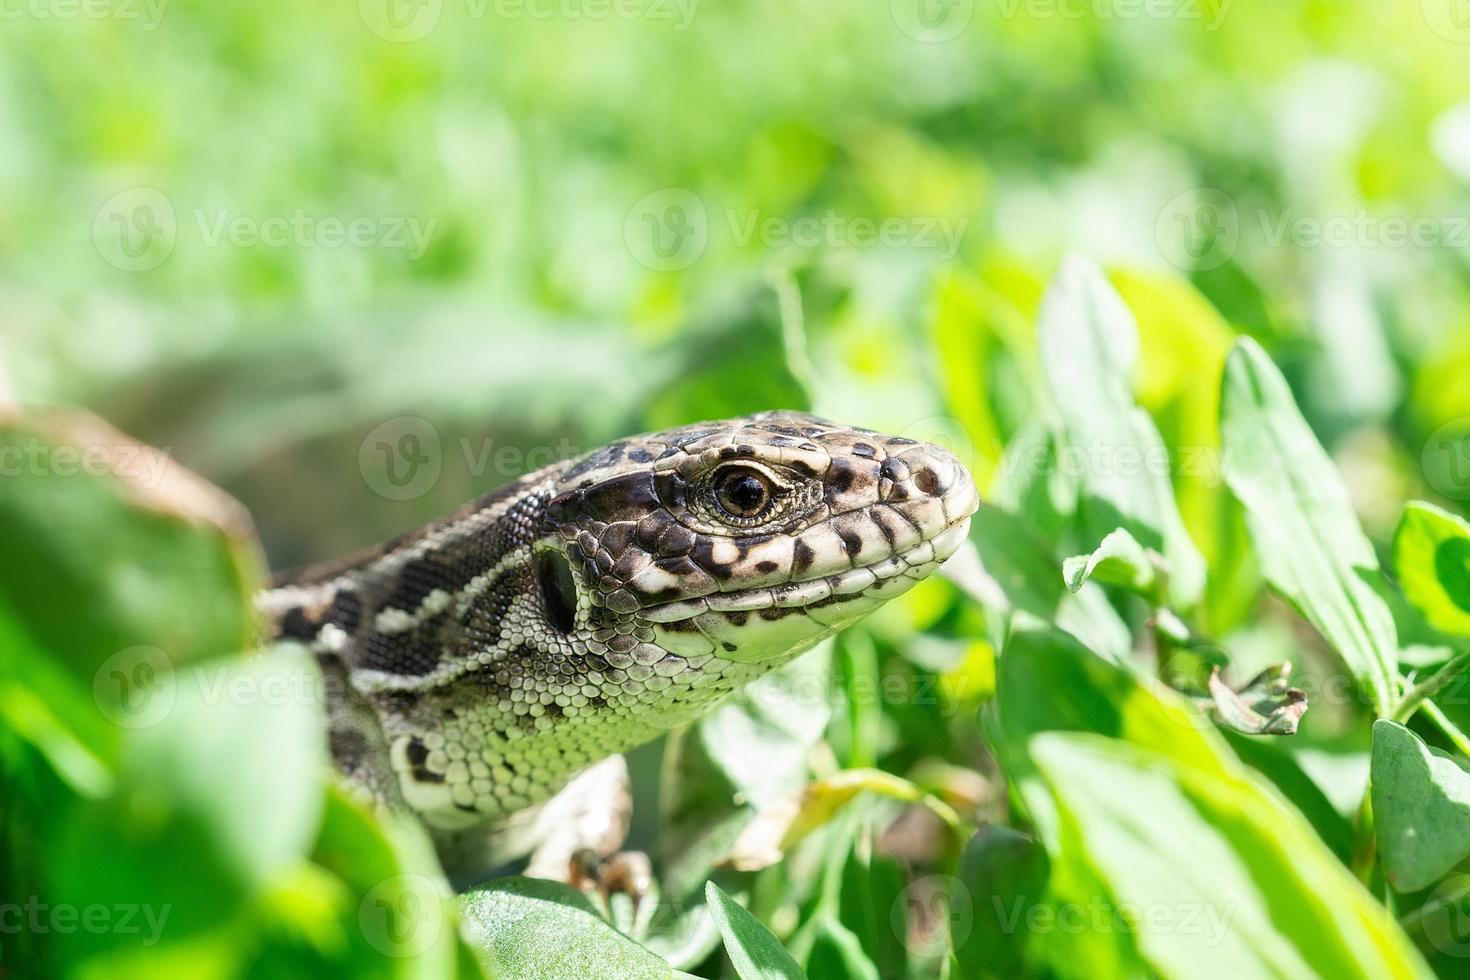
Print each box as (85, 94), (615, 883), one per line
(704, 882), (807, 980)
(459, 879), (671, 979)
(8, 5), (1470, 975)
(1220, 338), (1400, 716)
(1395, 503), (1470, 637)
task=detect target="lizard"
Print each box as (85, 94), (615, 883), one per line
(256, 410), (977, 886)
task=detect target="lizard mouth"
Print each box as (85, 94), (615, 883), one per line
(637, 515), (973, 625)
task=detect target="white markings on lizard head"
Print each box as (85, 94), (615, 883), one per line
(545, 410), (978, 665)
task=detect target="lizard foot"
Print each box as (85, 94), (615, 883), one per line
(568, 847), (653, 907)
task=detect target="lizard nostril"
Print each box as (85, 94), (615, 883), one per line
(913, 463), (944, 496)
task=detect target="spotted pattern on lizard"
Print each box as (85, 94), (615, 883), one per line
(256, 411), (978, 853)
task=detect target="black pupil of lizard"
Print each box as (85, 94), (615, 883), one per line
(717, 470), (769, 517)
(537, 551), (578, 634)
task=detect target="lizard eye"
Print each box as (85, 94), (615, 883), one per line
(714, 467), (773, 519)
(537, 550), (578, 634)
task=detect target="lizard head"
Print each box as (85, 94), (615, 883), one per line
(538, 410), (978, 672)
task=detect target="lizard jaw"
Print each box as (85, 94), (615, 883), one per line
(638, 516), (973, 626)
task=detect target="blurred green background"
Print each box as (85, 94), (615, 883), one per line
(6, 1), (1470, 976)
(4, 0), (1468, 570)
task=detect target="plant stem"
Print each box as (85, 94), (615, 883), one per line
(1392, 649), (1470, 724)
(1422, 699), (1470, 758)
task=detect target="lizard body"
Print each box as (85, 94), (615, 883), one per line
(257, 411), (976, 876)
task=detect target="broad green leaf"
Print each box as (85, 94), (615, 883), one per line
(804, 917), (879, 980)
(0, 593), (113, 794)
(1371, 719), (1470, 893)
(965, 504), (1131, 662)
(988, 627), (1227, 978)
(1222, 733), (1355, 863)
(706, 881), (807, 980)
(991, 418), (1076, 544)
(1063, 527), (1157, 594)
(1394, 502), (1470, 636)
(0, 410), (263, 684)
(992, 627), (1224, 781)
(1032, 732), (1432, 979)
(310, 784), (475, 979)
(953, 826), (1051, 980)
(48, 647), (327, 959)
(459, 877), (669, 980)
(835, 847), (907, 980)
(1220, 338), (1399, 715)
(1036, 256), (1206, 609)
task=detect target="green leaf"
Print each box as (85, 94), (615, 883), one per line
(706, 881), (808, 980)
(0, 410), (263, 684)
(1220, 338), (1399, 715)
(1371, 719), (1470, 893)
(310, 784), (473, 978)
(1031, 732), (1432, 979)
(805, 918), (879, 980)
(1222, 734), (1355, 863)
(991, 418), (1077, 545)
(991, 627), (1224, 780)
(987, 626), (1228, 977)
(954, 826), (1051, 980)
(1394, 501), (1470, 636)
(1063, 527), (1157, 594)
(963, 504), (1132, 662)
(459, 877), (670, 980)
(1036, 256), (1206, 609)
(48, 647), (327, 958)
